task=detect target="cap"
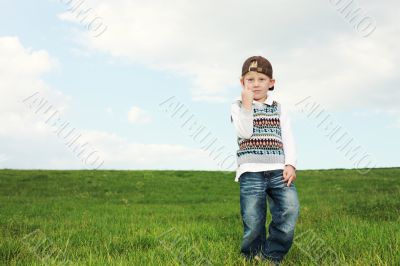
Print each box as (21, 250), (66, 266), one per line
(241, 55), (274, 91)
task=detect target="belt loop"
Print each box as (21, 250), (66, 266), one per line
(263, 170), (268, 178)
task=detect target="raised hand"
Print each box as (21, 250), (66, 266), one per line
(241, 81), (254, 111)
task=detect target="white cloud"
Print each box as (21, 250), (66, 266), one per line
(0, 36), (218, 169)
(273, 34), (398, 111)
(0, 36), (57, 77)
(61, 0), (399, 113)
(0, 36), (68, 138)
(105, 107), (113, 115)
(0, 153), (10, 163)
(77, 130), (218, 170)
(128, 106), (151, 124)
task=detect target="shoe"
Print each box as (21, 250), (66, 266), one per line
(253, 254), (281, 265)
(254, 254), (263, 262)
(259, 254), (282, 266)
(266, 258), (282, 266)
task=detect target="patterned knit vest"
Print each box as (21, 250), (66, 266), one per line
(236, 100), (285, 166)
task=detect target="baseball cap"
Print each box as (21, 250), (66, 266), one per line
(241, 55), (274, 91)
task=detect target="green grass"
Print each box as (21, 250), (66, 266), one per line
(0, 168), (399, 265)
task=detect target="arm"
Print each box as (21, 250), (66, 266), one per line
(280, 103), (298, 186)
(280, 103), (297, 169)
(230, 101), (254, 139)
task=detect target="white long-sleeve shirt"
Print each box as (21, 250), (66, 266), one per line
(230, 95), (297, 182)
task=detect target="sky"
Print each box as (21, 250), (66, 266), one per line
(0, 0), (399, 173)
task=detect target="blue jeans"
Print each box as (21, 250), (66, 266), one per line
(239, 169), (300, 262)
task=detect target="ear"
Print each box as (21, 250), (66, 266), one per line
(269, 78), (275, 89)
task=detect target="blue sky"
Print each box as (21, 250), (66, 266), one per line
(0, 0), (399, 173)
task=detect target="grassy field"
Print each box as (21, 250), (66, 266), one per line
(0, 168), (399, 265)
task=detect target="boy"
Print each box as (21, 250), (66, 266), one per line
(230, 55), (300, 265)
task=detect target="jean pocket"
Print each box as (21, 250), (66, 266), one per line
(240, 172), (265, 194)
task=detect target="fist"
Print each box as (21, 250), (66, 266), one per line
(241, 83), (254, 107)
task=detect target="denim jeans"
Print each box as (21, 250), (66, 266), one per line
(239, 169), (300, 262)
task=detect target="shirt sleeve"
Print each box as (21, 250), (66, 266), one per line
(230, 101), (254, 139)
(280, 103), (297, 169)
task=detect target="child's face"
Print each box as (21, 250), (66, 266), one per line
(241, 71), (275, 100)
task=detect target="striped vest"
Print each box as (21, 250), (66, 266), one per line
(236, 100), (285, 166)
